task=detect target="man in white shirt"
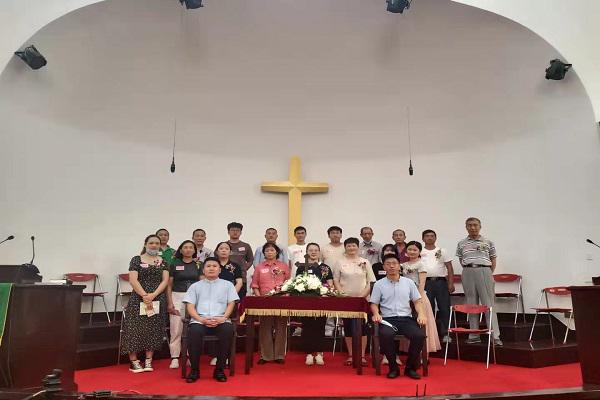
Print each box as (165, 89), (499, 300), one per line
(321, 226), (345, 267)
(359, 226), (382, 266)
(288, 226), (308, 276)
(421, 229), (454, 343)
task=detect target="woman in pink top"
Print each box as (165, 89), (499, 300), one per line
(251, 242), (290, 364)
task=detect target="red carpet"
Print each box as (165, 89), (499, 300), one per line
(75, 353), (582, 397)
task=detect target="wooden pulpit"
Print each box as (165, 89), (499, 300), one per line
(569, 285), (600, 387)
(0, 284), (83, 391)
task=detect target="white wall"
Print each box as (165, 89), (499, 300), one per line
(1, 0), (599, 314)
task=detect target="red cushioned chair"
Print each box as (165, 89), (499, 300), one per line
(493, 273), (526, 324)
(113, 273), (132, 320)
(444, 304), (496, 369)
(64, 273), (111, 325)
(529, 286), (573, 344)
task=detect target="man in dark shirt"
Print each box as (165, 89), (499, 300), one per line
(225, 222), (253, 298)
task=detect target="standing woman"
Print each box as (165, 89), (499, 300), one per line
(371, 244), (398, 281)
(121, 234), (170, 373)
(156, 228), (175, 264)
(251, 243), (290, 364)
(333, 237), (376, 366)
(166, 240), (201, 369)
(214, 242), (243, 293)
(297, 243), (333, 366)
(401, 241), (441, 354)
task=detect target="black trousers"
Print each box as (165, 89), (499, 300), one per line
(425, 278), (450, 337)
(300, 317), (326, 353)
(380, 317), (425, 372)
(188, 323), (233, 371)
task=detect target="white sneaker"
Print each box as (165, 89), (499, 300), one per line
(314, 353), (325, 365)
(324, 328), (334, 337)
(382, 355), (389, 365)
(305, 354), (314, 365)
(293, 327), (302, 336)
(210, 357), (217, 366)
(143, 359), (153, 372)
(129, 360), (144, 373)
(169, 358), (179, 369)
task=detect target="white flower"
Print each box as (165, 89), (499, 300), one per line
(296, 285), (305, 292)
(319, 286), (328, 295)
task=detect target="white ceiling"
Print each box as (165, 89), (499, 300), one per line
(1, 0), (599, 121)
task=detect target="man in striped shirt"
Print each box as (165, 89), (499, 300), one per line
(456, 217), (502, 346)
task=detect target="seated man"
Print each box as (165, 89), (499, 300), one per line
(371, 253), (427, 379)
(183, 257), (239, 383)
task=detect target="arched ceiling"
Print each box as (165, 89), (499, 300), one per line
(1, 0), (599, 121)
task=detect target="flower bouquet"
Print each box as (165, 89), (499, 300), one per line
(267, 272), (343, 297)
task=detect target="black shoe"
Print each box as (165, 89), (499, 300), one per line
(257, 358), (268, 365)
(213, 369), (227, 382)
(404, 368), (421, 380)
(186, 370), (199, 383)
(274, 359), (285, 364)
(386, 368), (400, 379)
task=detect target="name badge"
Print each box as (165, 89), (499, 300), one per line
(175, 265), (185, 271)
(141, 263), (149, 269)
(308, 270), (314, 274)
(238, 247), (246, 252)
(261, 268), (270, 273)
(378, 270), (387, 275)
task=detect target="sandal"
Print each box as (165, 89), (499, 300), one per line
(361, 358), (368, 367)
(344, 357), (353, 366)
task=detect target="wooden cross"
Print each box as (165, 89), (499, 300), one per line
(261, 157), (329, 244)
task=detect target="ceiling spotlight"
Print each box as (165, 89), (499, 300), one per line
(14, 45), (47, 70)
(179, 0), (203, 9)
(387, 0), (412, 13)
(545, 59), (572, 80)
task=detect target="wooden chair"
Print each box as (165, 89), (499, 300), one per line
(180, 306), (238, 379)
(371, 322), (429, 376)
(64, 273), (110, 325)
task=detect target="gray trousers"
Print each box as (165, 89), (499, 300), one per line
(461, 267), (500, 340)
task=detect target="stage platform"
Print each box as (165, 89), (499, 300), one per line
(74, 353), (584, 398)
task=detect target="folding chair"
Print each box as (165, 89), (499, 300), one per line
(450, 274), (465, 302)
(65, 273), (111, 325)
(444, 304), (496, 369)
(493, 273), (526, 324)
(113, 273), (132, 320)
(529, 286), (573, 344)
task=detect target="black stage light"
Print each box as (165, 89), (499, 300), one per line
(387, 0), (411, 13)
(179, 0), (203, 9)
(545, 59), (572, 80)
(14, 45), (47, 70)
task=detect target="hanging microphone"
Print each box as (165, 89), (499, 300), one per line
(170, 119), (177, 174)
(170, 157), (176, 173)
(0, 235), (15, 245)
(586, 238), (600, 249)
(408, 160), (414, 176)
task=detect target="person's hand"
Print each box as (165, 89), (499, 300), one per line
(448, 282), (455, 294)
(167, 305), (180, 316)
(142, 293), (154, 303)
(417, 314), (427, 327)
(372, 314), (382, 323)
(204, 317), (219, 327)
(212, 316), (227, 325)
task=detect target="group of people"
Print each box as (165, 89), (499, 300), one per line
(119, 217), (501, 381)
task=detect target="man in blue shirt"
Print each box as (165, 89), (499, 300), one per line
(371, 253), (427, 380)
(183, 257), (239, 383)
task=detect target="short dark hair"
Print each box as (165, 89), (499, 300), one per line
(382, 253), (400, 264)
(381, 243), (398, 258)
(406, 240), (422, 252)
(422, 229), (436, 239)
(265, 227), (277, 233)
(392, 229), (406, 236)
(343, 237), (360, 247)
(174, 240), (198, 260)
(192, 228), (206, 236)
(214, 241), (232, 253)
(306, 242), (320, 251)
(155, 228), (169, 235)
(465, 217), (481, 225)
(227, 222), (243, 231)
(202, 257), (221, 268)
(360, 226), (373, 234)
(327, 226), (342, 235)
(262, 242), (281, 258)
(294, 226), (306, 234)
